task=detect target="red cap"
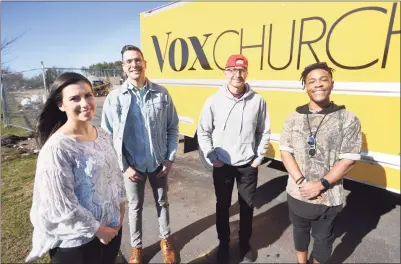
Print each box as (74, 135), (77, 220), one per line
(225, 54), (248, 69)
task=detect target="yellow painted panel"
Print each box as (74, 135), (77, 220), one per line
(351, 162), (400, 192)
(141, 2), (400, 82)
(167, 86), (216, 137)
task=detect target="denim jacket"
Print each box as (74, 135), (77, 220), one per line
(101, 79), (179, 172)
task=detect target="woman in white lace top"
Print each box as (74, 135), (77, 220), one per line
(26, 72), (126, 264)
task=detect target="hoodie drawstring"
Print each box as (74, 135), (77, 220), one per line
(239, 100), (246, 135)
(222, 83), (251, 134)
(223, 102), (237, 131)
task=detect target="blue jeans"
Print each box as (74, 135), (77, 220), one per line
(123, 165), (170, 248)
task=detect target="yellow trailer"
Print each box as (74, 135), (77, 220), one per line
(140, 1), (400, 193)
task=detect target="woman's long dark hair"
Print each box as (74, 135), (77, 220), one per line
(36, 72), (93, 147)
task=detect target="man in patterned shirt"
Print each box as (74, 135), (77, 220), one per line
(280, 62), (362, 264)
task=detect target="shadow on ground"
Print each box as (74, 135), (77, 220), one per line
(142, 169), (289, 264)
(330, 180), (401, 263)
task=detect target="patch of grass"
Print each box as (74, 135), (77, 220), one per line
(1, 122), (31, 137)
(1, 145), (126, 263)
(1, 147), (30, 162)
(1, 154), (50, 263)
(2, 147), (20, 156)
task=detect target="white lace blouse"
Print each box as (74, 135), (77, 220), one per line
(26, 127), (126, 262)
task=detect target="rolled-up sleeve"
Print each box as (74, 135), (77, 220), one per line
(31, 147), (100, 241)
(338, 115), (362, 160)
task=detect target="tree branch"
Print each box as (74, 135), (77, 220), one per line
(1, 29), (30, 52)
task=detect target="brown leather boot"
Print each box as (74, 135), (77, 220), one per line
(128, 247), (142, 264)
(160, 239), (177, 264)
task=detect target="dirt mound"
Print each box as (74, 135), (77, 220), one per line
(1, 133), (40, 160)
(1, 135), (30, 147)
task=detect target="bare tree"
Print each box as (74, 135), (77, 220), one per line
(1, 30), (29, 66)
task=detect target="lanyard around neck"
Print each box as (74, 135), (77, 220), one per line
(306, 113), (328, 138)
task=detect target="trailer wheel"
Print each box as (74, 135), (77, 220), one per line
(198, 147), (213, 171)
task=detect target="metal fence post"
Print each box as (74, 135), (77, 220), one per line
(41, 61), (48, 101)
(1, 73), (10, 127)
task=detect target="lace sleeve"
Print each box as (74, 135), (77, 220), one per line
(30, 146), (100, 240)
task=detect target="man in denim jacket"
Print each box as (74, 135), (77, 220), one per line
(101, 45), (179, 264)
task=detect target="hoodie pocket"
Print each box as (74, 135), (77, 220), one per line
(236, 142), (257, 162)
(239, 127), (255, 144)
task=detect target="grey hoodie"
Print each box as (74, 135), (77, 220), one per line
(197, 84), (271, 166)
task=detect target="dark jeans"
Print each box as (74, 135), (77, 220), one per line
(213, 163), (258, 247)
(289, 206), (339, 264)
(49, 228), (122, 264)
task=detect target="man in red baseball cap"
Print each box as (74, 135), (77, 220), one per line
(226, 54), (249, 68)
(197, 54), (271, 263)
(224, 54), (249, 94)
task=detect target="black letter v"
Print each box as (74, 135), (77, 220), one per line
(151, 32), (172, 72)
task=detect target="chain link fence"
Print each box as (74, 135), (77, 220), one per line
(1, 65), (124, 132)
(1, 68), (46, 131)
